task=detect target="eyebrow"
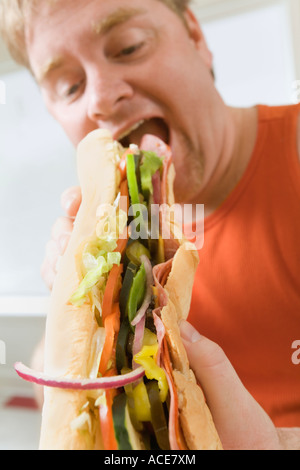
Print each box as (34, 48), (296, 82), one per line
(37, 7), (145, 84)
(37, 56), (64, 84)
(92, 7), (145, 36)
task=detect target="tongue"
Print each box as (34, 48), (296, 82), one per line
(129, 118), (169, 147)
(140, 134), (172, 160)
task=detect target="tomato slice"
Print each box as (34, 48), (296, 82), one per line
(99, 304), (121, 376)
(119, 179), (129, 211)
(118, 149), (132, 182)
(98, 171), (130, 450)
(101, 264), (123, 324)
(118, 155), (127, 183)
(99, 369), (119, 450)
(114, 179), (130, 256)
(98, 313), (120, 449)
(115, 227), (129, 256)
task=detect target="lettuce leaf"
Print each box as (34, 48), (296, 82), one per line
(140, 151), (163, 199)
(70, 251), (121, 307)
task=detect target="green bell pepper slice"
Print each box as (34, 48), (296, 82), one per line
(127, 263), (146, 326)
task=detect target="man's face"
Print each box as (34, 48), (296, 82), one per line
(25, 0), (216, 202)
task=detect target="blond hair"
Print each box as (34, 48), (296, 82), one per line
(0, 0), (191, 70)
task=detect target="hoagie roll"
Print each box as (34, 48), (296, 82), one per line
(16, 130), (222, 450)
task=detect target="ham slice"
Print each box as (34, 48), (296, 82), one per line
(140, 133), (172, 206)
(152, 259), (173, 308)
(153, 305), (187, 450)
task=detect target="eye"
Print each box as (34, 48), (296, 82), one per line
(115, 41), (145, 60)
(58, 78), (86, 103)
(67, 83), (80, 96)
(66, 79), (84, 97)
(120, 43), (143, 56)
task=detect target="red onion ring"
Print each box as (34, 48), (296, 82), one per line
(132, 314), (146, 370)
(15, 362), (145, 391)
(131, 255), (154, 370)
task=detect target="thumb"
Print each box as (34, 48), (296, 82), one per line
(179, 320), (280, 450)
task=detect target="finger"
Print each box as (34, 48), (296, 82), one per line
(41, 237), (64, 291)
(61, 186), (82, 218)
(180, 320), (279, 450)
(51, 216), (73, 239)
(51, 217), (73, 254)
(44, 239), (61, 272)
(57, 233), (71, 255)
(180, 321), (244, 434)
(40, 259), (56, 291)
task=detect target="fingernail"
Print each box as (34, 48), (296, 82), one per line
(61, 195), (76, 214)
(179, 320), (202, 343)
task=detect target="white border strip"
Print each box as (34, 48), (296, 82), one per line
(0, 297), (49, 317)
(287, 0), (300, 80)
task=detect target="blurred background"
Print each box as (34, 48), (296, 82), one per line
(1, 0), (300, 449)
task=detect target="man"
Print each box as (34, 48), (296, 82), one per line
(1, 0), (299, 449)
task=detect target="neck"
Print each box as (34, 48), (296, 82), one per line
(185, 105), (258, 220)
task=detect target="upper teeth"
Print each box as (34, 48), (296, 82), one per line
(118, 120), (145, 141)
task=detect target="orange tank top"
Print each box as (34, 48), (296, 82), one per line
(186, 104), (300, 427)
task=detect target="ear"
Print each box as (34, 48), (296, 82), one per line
(183, 9), (213, 70)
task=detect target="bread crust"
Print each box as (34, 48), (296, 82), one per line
(160, 245), (223, 450)
(40, 130), (119, 450)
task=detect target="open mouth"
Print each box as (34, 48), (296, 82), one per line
(119, 118), (170, 148)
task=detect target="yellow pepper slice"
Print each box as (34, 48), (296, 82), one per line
(143, 329), (158, 347)
(132, 381), (151, 422)
(134, 344), (168, 403)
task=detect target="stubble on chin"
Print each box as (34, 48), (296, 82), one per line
(172, 140), (205, 204)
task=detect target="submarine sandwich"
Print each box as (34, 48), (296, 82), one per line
(15, 130), (222, 451)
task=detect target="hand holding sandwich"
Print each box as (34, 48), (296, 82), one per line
(41, 186), (82, 291)
(180, 320), (300, 450)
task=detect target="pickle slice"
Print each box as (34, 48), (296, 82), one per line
(146, 381), (170, 450)
(112, 392), (143, 450)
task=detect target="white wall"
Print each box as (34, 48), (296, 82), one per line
(0, 70), (78, 297)
(194, 0), (296, 106)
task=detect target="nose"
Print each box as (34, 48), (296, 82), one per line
(86, 68), (134, 123)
